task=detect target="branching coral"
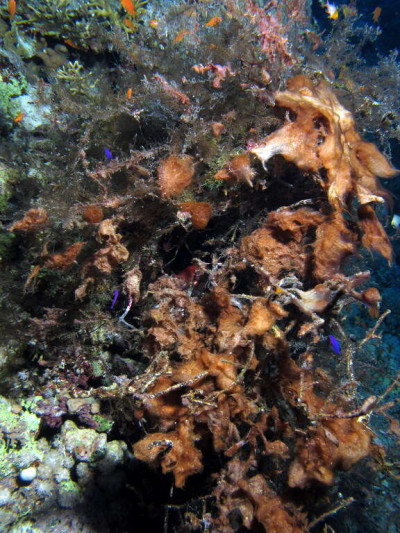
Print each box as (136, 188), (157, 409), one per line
(56, 60), (97, 95)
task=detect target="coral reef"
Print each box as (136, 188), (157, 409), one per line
(0, 0), (399, 532)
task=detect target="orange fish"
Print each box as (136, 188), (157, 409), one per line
(149, 19), (159, 29)
(120, 0), (136, 17)
(8, 0), (16, 19)
(126, 87), (133, 99)
(14, 112), (24, 123)
(205, 16), (222, 27)
(372, 7), (381, 22)
(124, 17), (135, 30)
(325, 2), (339, 20)
(174, 30), (189, 43)
(64, 39), (80, 49)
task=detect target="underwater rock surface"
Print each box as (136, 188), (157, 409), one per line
(0, 0), (399, 532)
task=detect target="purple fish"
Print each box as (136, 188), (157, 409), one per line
(111, 289), (119, 309)
(104, 148), (113, 159)
(328, 335), (340, 354)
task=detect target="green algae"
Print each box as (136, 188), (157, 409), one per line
(0, 397), (43, 478)
(0, 69), (27, 127)
(93, 414), (114, 433)
(0, 163), (20, 211)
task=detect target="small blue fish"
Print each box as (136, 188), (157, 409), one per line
(111, 289), (119, 309)
(104, 148), (113, 159)
(328, 335), (340, 354)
